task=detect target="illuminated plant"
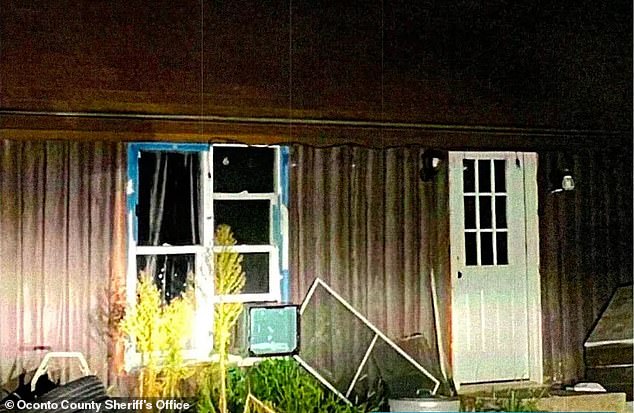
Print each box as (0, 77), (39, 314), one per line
(213, 224), (246, 413)
(119, 271), (194, 398)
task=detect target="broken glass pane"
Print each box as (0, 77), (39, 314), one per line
(137, 151), (201, 246)
(136, 254), (195, 303)
(213, 146), (275, 193)
(214, 200), (270, 245)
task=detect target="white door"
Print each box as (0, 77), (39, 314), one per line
(449, 152), (535, 385)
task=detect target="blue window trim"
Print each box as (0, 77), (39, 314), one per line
(278, 146), (290, 302)
(127, 142), (208, 243)
(127, 142), (290, 302)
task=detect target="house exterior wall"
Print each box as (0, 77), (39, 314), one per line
(537, 149), (633, 385)
(0, 139), (126, 386)
(0, 139), (631, 389)
(0, 0), (631, 390)
(1, 1), (631, 143)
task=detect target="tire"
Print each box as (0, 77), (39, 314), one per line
(25, 376), (107, 413)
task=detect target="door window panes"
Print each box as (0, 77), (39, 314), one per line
(494, 160), (506, 192)
(463, 159), (475, 193)
(464, 196), (476, 229)
(465, 232), (477, 266)
(495, 196), (507, 229)
(480, 232), (494, 265)
(478, 160), (491, 192)
(480, 196), (492, 229)
(496, 233), (509, 265)
(463, 159), (509, 266)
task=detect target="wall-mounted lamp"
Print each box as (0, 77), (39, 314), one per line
(420, 149), (444, 181)
(550, 167), (575, 193)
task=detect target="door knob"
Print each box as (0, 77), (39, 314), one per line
(457, 271), (463, 279)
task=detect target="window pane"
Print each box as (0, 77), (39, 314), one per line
(497, 232), (509, 265)
(465, 232), (477, 266)
(137, 254), (195, 303)
(242, 253), (270, 294)
(495, 196), (507, 229)
(494, 160), (506, 193)
(479, 196), (492, 229)
(464, 196), (476, 229)
(463, 160), (475, 193)
(478, 160), (491, 192)
(137, 151), (201, 246)
(214, 200), (270, 245)
(481, 232), (494, 265)
(213, 147), (275, 193)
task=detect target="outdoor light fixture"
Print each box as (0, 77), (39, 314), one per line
(420, 149), (444, 181)
(550, 167), (576, 193)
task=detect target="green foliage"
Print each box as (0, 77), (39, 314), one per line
(243, 394), (279, 413)
(212, 358), (385, 413)
(244, 359), (324, 412)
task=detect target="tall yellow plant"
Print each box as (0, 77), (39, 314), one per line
(119, 271), (194, 398)
(213, 225), (246, 413)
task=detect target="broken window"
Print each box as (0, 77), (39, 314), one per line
(127, 143), (288, 363)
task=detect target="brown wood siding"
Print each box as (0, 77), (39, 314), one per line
(538, 149), (633, 385)
(1, 1), (631, 133)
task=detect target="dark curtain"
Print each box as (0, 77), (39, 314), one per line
(0, 139), (126, 385)
(538, 148), (633, 385)
(289, 145), (451, 393)
(139, 152), (199, 302)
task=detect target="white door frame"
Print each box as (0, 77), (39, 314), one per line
(448, 151), (543, 389)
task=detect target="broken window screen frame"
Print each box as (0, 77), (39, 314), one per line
(126, 142), (285, 366)
(294, 278), (441, 406)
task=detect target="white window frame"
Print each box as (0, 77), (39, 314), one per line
(209, 144), (282, 303)
(125, 143), (285, 368)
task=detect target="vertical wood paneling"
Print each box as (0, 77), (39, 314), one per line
(538, 148), (633, 385)
(0, 139), (126, 385)
(289, 145), (448, 390)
